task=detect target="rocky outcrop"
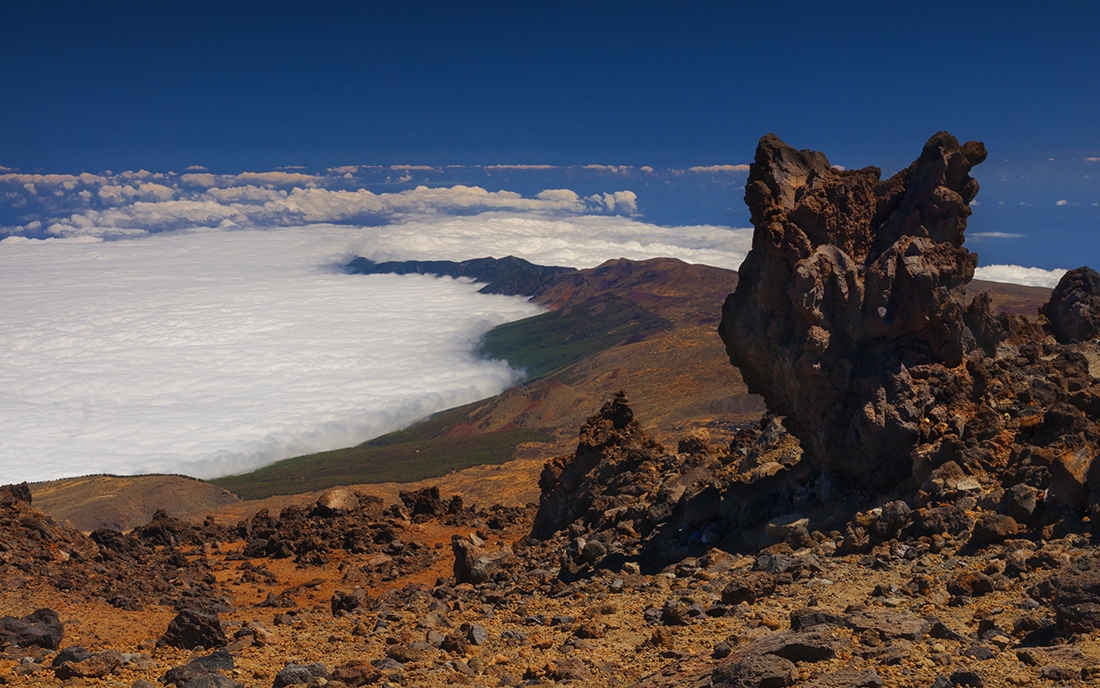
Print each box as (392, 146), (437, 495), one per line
(531, 391), (662, 541)
(0, 481), (32, 505)
(1042, 266), (1100, 344)
(719, 132), (987, 492)
(718, 133), (1100, 525)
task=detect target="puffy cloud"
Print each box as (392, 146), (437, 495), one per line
(1056, 199), (1069, 206)
(536, 189), (580, 203)
(235, 171), (321, 186)
(97, 182), (176, 204)
(180, 172), (217, 187)
(0, 172), (108, 187)
(973, 264), (1067, 288)
(17, 169), (642, 238)
(589, 190), (638, 214)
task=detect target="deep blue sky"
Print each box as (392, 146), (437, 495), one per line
(1, 0), (1098, 269)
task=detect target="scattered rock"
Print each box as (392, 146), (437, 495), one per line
(0, 608), (63, 650)
(712, 652), (795, 688)
(163, 650), (234, 686)
(315, 488), (360, 516)
(159, 609), (228, 650)
(54, 649), (122, 679)
(452, 535), (514, 584)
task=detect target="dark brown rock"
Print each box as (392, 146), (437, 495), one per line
(162, 650), (233, 686)
(790, 608), (846, 631)
(399, 486), (445, 518)
(719, 132), (987, 492)
(386, 642), (431, 663)
(159, 609), (228, 650)
(330, 661), (382, 687)
(970, 514), (1019, 547)
(1050, 551), (1100, 633)
(54, 649), (122, 679)
(762, 630), (849, 663)
(451, 534), (514, 584)
(722, 572), (778, 605)
(1041, 266), (1100, 344)
(0, 608), (63, 650)
(331, 587), (372, 615)
(441, 632), (469, 654)
(548, 657), (592, 682)
(0, 482), (32, 505)
(844, 609), (929, 641)
(137, 509), (200, 547)
(531, 391), (661, 540)
(712, 652), (795, 688)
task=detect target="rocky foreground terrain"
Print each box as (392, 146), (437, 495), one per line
(5, 132), (1100, 688)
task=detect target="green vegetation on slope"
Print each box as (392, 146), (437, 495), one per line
(478, 294), (670, 379)
(210, 426), (548, 500)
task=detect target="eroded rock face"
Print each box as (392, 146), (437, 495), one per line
(1042, 266), (1100, 344)
(531, 390), (661, 540)
(719, 132), (987, 491)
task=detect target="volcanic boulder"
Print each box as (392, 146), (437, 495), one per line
(1041, 266), (1100, 344)
(160, 609), (228, 650)
(719, 132), (987, 492)
(452, 534), (515, 584)
(0, 608), (63, 650)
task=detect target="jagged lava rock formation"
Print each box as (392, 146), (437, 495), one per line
(719, 133), (1100, 523)
(719, 132), (986, 492)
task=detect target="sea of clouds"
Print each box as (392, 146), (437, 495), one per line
(0, 168), (1067, 483)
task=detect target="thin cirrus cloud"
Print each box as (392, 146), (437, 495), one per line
(968, 231), (1026, 239)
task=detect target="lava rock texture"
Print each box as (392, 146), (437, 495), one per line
(718, 133), (1100, 523)
(719, 132), (988, 492)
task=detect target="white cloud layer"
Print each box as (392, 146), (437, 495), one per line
(0, 214), (754, 483)
(973, 264), (1068, 288)
(0, 227), (543, 482)
(358, 213), (753, 270)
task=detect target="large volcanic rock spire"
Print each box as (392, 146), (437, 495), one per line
(719, 132), (988, 491)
